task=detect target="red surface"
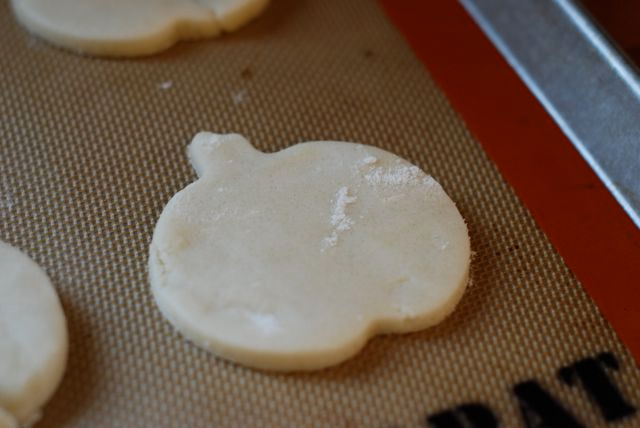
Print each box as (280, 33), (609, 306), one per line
(379, 0), (640, 363)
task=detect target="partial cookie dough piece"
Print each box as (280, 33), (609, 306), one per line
(10, 0), (269, 57)
(0, 241), (68, 425)
(149, 133), (470, 371)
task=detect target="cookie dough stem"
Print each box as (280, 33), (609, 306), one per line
(187, 132), (260, 177)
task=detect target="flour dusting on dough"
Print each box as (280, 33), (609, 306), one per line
(365, 165), (423, 186)
(322, 187), (357, 250)
(246, 312), (280, 334)
(360, 156), (378, 166)
(202, 134), (222, 151)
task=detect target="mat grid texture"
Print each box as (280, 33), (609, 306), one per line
(0, 0), (638, 427)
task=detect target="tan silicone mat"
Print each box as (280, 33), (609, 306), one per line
(1, 0), (638, 427)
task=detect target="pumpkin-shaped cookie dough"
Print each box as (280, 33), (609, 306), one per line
(149, 133), (470, 371)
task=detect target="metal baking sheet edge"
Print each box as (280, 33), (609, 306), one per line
(460, 0), (640, 229)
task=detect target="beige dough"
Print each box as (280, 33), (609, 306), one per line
(0, 241), (68, 425)
(10, 0), (269, 56)
(149, 133), (470, 371)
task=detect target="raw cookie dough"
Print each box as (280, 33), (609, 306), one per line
(149, 133), (470, 371)
(0, 241), (68, 425)
(10, 0), (269, 57)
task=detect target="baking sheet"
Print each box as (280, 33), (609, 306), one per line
(0, 0), (638, 426)
(461, 0), (640, 229)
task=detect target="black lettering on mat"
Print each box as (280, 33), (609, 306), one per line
(514, 381), (583, 428)
(427, 403), (498, 428)
(424, 351), (637, 427)
(558, 352), (636, 422)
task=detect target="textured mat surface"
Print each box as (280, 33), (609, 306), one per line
(0, 0), (638, 427)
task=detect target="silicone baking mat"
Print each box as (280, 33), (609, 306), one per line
(0, 0), (638, 427)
